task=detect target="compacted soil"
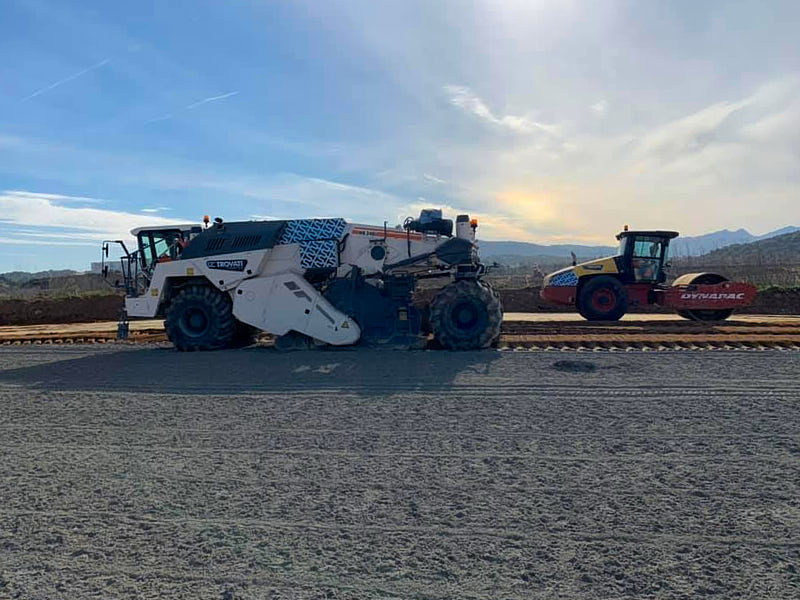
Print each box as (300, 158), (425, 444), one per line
(0, 346), (798, 599)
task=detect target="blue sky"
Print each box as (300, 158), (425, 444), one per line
(1, 0), (799, 271)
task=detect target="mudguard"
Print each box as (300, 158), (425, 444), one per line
(661, 281), (757, 309)
(232, 272), (361, 345)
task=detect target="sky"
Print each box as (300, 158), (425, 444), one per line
(1, 0), (799, 272)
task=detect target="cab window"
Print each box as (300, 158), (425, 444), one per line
(138, 230), (182, 270)
(630, 237), (664, 282)
(633, 238), (663, 259)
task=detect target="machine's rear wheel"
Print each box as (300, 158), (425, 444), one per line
(674, 273), (734, 322)
(577, 276), (628, 321)
(165, 285), (236, 351)
(430, 280), (502, 350)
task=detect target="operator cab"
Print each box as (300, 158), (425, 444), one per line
(616, 229), (678, 284)
(131, 224), (203, 273)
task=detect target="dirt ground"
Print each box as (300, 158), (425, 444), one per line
(0, 294), (123, 326)
(1, 286), (798, 327)
(0, 346), (798, 599)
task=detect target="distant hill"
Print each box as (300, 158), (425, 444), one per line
(479, 225), (800, 263)
(479, 241), (615, 261)
(696, 230), (800, 264)
(0, 270), (80, 284)
(671, 226), (800, 256)
(670, 229), (754, 256)
(0, 270), (110, 298)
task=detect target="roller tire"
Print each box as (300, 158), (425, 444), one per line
(165, 285), (236, 351)
(430, 280), (502, 350)
(674, 273), (733, 321)
(678, 308), (733, 322)
(577, 276), (628, 321)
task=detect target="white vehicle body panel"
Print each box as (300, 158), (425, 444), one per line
(232, 272), (360, 345)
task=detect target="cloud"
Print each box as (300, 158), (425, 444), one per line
(21, 59), (110, 102)
(140, 207), (171, 213)
(444, 85), (561, 136)
(399, 189), (566, 243)
(4, 190), (107, 204)
(590, 100), (608, 116)
(0, 190), (186, 245)
(227, 174), (405, 223)
(634, 99), (749, 163)
(422, 173), (447, 184)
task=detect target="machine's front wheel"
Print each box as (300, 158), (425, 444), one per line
(577, 276), (628, 321)
(165, 285), (236, 351)
(430, 280), (502, 350)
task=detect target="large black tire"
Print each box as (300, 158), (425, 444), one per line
(577, 276), (628, 321)
(165, 285), (236, 351)
(430, 280), (502, 350)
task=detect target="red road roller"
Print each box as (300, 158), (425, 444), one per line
(540, 229), (757, 321)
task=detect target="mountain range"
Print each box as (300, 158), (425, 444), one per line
(700, 230), (800, 264)
(479, 226), (800, 262)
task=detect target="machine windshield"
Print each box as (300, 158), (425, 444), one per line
(630, 236), (666, 282)
(139, 229), (183, 270)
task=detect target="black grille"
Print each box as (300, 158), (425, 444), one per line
(205, 238), (226, 252)
(232, 234), (261, 250)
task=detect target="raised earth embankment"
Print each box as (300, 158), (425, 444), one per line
(1, 287), (799, 326)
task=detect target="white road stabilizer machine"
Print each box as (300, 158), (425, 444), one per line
(102, 210), (502, 351)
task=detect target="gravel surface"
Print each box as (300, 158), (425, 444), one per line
(0, 346), (798, 599)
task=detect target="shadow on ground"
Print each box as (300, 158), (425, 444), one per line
(0, 345), (504, 396)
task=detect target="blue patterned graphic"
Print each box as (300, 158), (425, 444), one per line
(279, 218), (347, 244)
(299, 240), (339, 269)
(550, 270), (579, 287)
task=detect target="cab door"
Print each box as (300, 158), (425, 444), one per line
(630, 237), (667, 283)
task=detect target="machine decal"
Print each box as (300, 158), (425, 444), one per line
(316, 305), (336, 325)
(550, 270), (579, 287)
(351, 227), (423, 241)
(575, 257), (619, 277)
(279, 218), (347, 243)
(298, 240), (339, 269)
(680, 292), (745, 300)
(283, 280), (312, 301)
(207, 259), (248, 271)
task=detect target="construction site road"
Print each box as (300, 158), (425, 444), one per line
(0, 345), (798, 599)
(2, 313), (800, 350)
